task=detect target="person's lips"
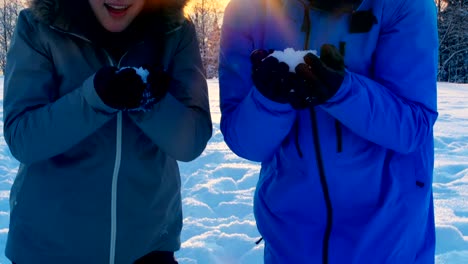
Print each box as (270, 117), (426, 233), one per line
(104, 3), (131, 16)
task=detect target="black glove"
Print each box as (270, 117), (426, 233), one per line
(144, 65), (171, 102)
(94, 66), (146, 110)
(290, 44), (345, 109)
(250, 49), (291, 104)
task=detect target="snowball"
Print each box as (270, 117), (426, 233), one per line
(269, 48), (318, 72)
(117, 66), (154, 111)
(134, 67), (150, 83)
(118, 66), (149, 83)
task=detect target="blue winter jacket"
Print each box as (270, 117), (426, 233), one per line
(219, 0), (438, 263)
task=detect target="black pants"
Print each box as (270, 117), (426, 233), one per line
(13, 251), (178, 264)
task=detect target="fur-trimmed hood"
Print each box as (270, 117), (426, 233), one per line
(29, 0), (188, 30)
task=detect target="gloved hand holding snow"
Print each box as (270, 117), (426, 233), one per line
(120, 66), (170, 111)
(94, 66), (147, 110)
(267, 48), (318, 72)
(292, 44), (346, 108)
(118, 67), (155, 111)
(253, 45), (345, 109)
(250, 48), (319, 104)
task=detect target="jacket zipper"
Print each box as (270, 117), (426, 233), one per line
(106, 37), (171, 263)
(109, 112), (123, 264)
(310, 108), (333, 264)
(50, 26), (124, 264)
(106, 42), (147, 264)
(104, 52), (124, 264)
(301, 5), (333, 264)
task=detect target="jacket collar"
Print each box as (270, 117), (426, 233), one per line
(282, 0), (365, 16)
(281, 0), (365, 28)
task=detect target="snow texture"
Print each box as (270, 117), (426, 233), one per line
(269, 48), (318, 72)
(0, 79), (467, 263)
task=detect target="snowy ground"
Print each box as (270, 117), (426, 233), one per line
(0, 79), (467, 263)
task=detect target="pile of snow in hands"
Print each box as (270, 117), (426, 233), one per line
(268, 48), (318, 72)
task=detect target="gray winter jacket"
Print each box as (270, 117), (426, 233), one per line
(3, 0), (212, 263)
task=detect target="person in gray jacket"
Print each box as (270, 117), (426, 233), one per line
(2, 0), (212, 263)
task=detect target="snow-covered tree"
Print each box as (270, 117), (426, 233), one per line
(188, 0), (224, 79)
(437, 0), (468, 82)
(0, 0), (23, 73)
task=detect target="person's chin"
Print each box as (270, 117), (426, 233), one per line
(99, 15), (132, 32)
(103, 22), (129, 33)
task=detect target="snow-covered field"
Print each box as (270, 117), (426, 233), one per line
(0, 79), (467, 263)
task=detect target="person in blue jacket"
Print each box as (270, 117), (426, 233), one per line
(219, 0), (438, 263)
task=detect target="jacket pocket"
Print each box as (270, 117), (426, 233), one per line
(257, 142), (322, 220)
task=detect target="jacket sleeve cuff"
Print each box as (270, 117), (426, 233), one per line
(325, 70), (352, 104)
(251, 86), (294, 112)
(81, 74), (119, 114)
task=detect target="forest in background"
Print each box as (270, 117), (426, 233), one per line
(0, 0), (466, 82)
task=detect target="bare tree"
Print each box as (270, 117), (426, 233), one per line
(0, 0), (24, 73)
(437, 0), (468, 82)
(188, 0), (224, 78)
